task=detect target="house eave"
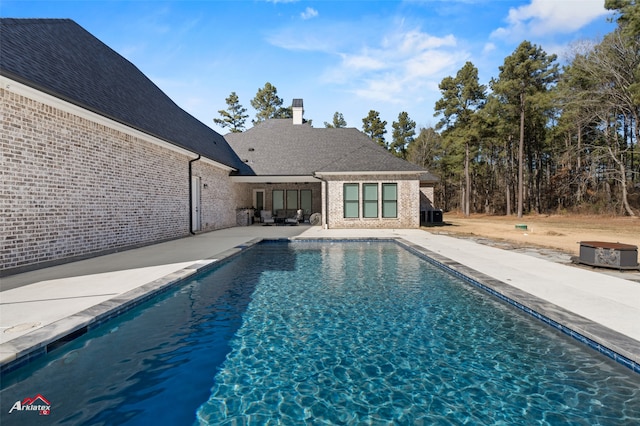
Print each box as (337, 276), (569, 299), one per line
(199, 157), (236, 172)
(230, 175), (321, 183)
(314, 170), (423, 177)
(420, 178), (439, 185)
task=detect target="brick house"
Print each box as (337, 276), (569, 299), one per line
(1, 18), (437, 274)
(226, 101), (437, 229)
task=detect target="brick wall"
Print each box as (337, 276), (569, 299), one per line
(322, 175), (421, 229)
(194, 161), (238, 231)
(420, 187), (435, 211)
(1, 87), (236, 273)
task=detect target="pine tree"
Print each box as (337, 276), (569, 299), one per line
(324, 112), (347, 128)
(492, 42), (558, 218)
(390, 111), (416, 158)
(362, 110), (387, 148)
(434, 61), (486, 216)
(213, 92), (248, 133)
(250, 82), (284, 124)
(606, 0), (640, 37)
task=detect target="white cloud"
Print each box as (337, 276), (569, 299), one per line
(327, 26), (466, 104)
(383, 29), (456, 52)
(340, 51), (386, 72)
(353, 76), (406, 103)
(491, 0), (608, 39)
(482, 42), (496, 55)
(268, 18), (467, 106)
(266, 22), (353, 52)
(404, 49), (460, 80)
(301, 7), (318, 20)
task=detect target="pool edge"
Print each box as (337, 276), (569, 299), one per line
(393, 238), (640, 375)
(0, 238), (264, 375)
(3, 236), (639, 376)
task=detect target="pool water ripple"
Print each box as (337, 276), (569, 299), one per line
(196, 242), (640, 425)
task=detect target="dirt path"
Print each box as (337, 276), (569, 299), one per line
(426, 213), (640, 256)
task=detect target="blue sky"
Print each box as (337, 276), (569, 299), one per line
(2, 0), (616, 135)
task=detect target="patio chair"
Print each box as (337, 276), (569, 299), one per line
(260, 210), (275, 225)
(285, 209), (304, 225)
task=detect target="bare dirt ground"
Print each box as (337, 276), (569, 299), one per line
(427, 212), (640, 256)
(424, 213), (640, 282)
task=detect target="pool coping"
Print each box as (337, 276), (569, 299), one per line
(2, 236), (639, 376)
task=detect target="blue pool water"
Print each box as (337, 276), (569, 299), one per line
(1, 241), (639, 425)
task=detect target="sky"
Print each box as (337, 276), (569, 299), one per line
(1, 0), (618, 136)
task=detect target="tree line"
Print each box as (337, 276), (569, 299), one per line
(214, 82), (417, 158)
(215, 1), (640, 217)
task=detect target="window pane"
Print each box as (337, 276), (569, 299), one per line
(344, 184), (359, 218)
(286, 190), (298, 209)
(363, 183), (378, 201)
(273, 190), (284, 211)
(255, 191), (264, 211)
(363, 201), (378, 218)
(300, 190), (312, 214)
(345, 202), (359, 218)
(382, 184), (397, 218)
(344, 184), (359, 201)
(382, 183), (397, 200)
(363, 184), (378, 218)
(382, 201), (397, 218)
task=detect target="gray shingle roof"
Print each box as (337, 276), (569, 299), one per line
(225, 119), (438, 181)
(0, 18), (246, 171)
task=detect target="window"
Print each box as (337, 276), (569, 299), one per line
(344, 184), (359, 218)
(382, 183), (397, 218)
(286, 190), (298, 210)
(300, 189), (312, 214)
(363, 183), (378, 218)
(273, 190), (284, 211)
(253, 189), (265, 211)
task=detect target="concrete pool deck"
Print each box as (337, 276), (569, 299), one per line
(2, 225), (640, 373)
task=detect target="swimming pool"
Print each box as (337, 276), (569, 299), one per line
(1, 241), (639, 424)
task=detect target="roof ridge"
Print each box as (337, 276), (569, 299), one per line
(0, 18), (76, 25)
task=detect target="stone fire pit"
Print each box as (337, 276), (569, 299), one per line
(576, 241), (638, 270)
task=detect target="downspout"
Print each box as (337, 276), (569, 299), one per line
(188, 155), (201, 235)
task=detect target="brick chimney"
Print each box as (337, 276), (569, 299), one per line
(292, 98), (304, 125)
